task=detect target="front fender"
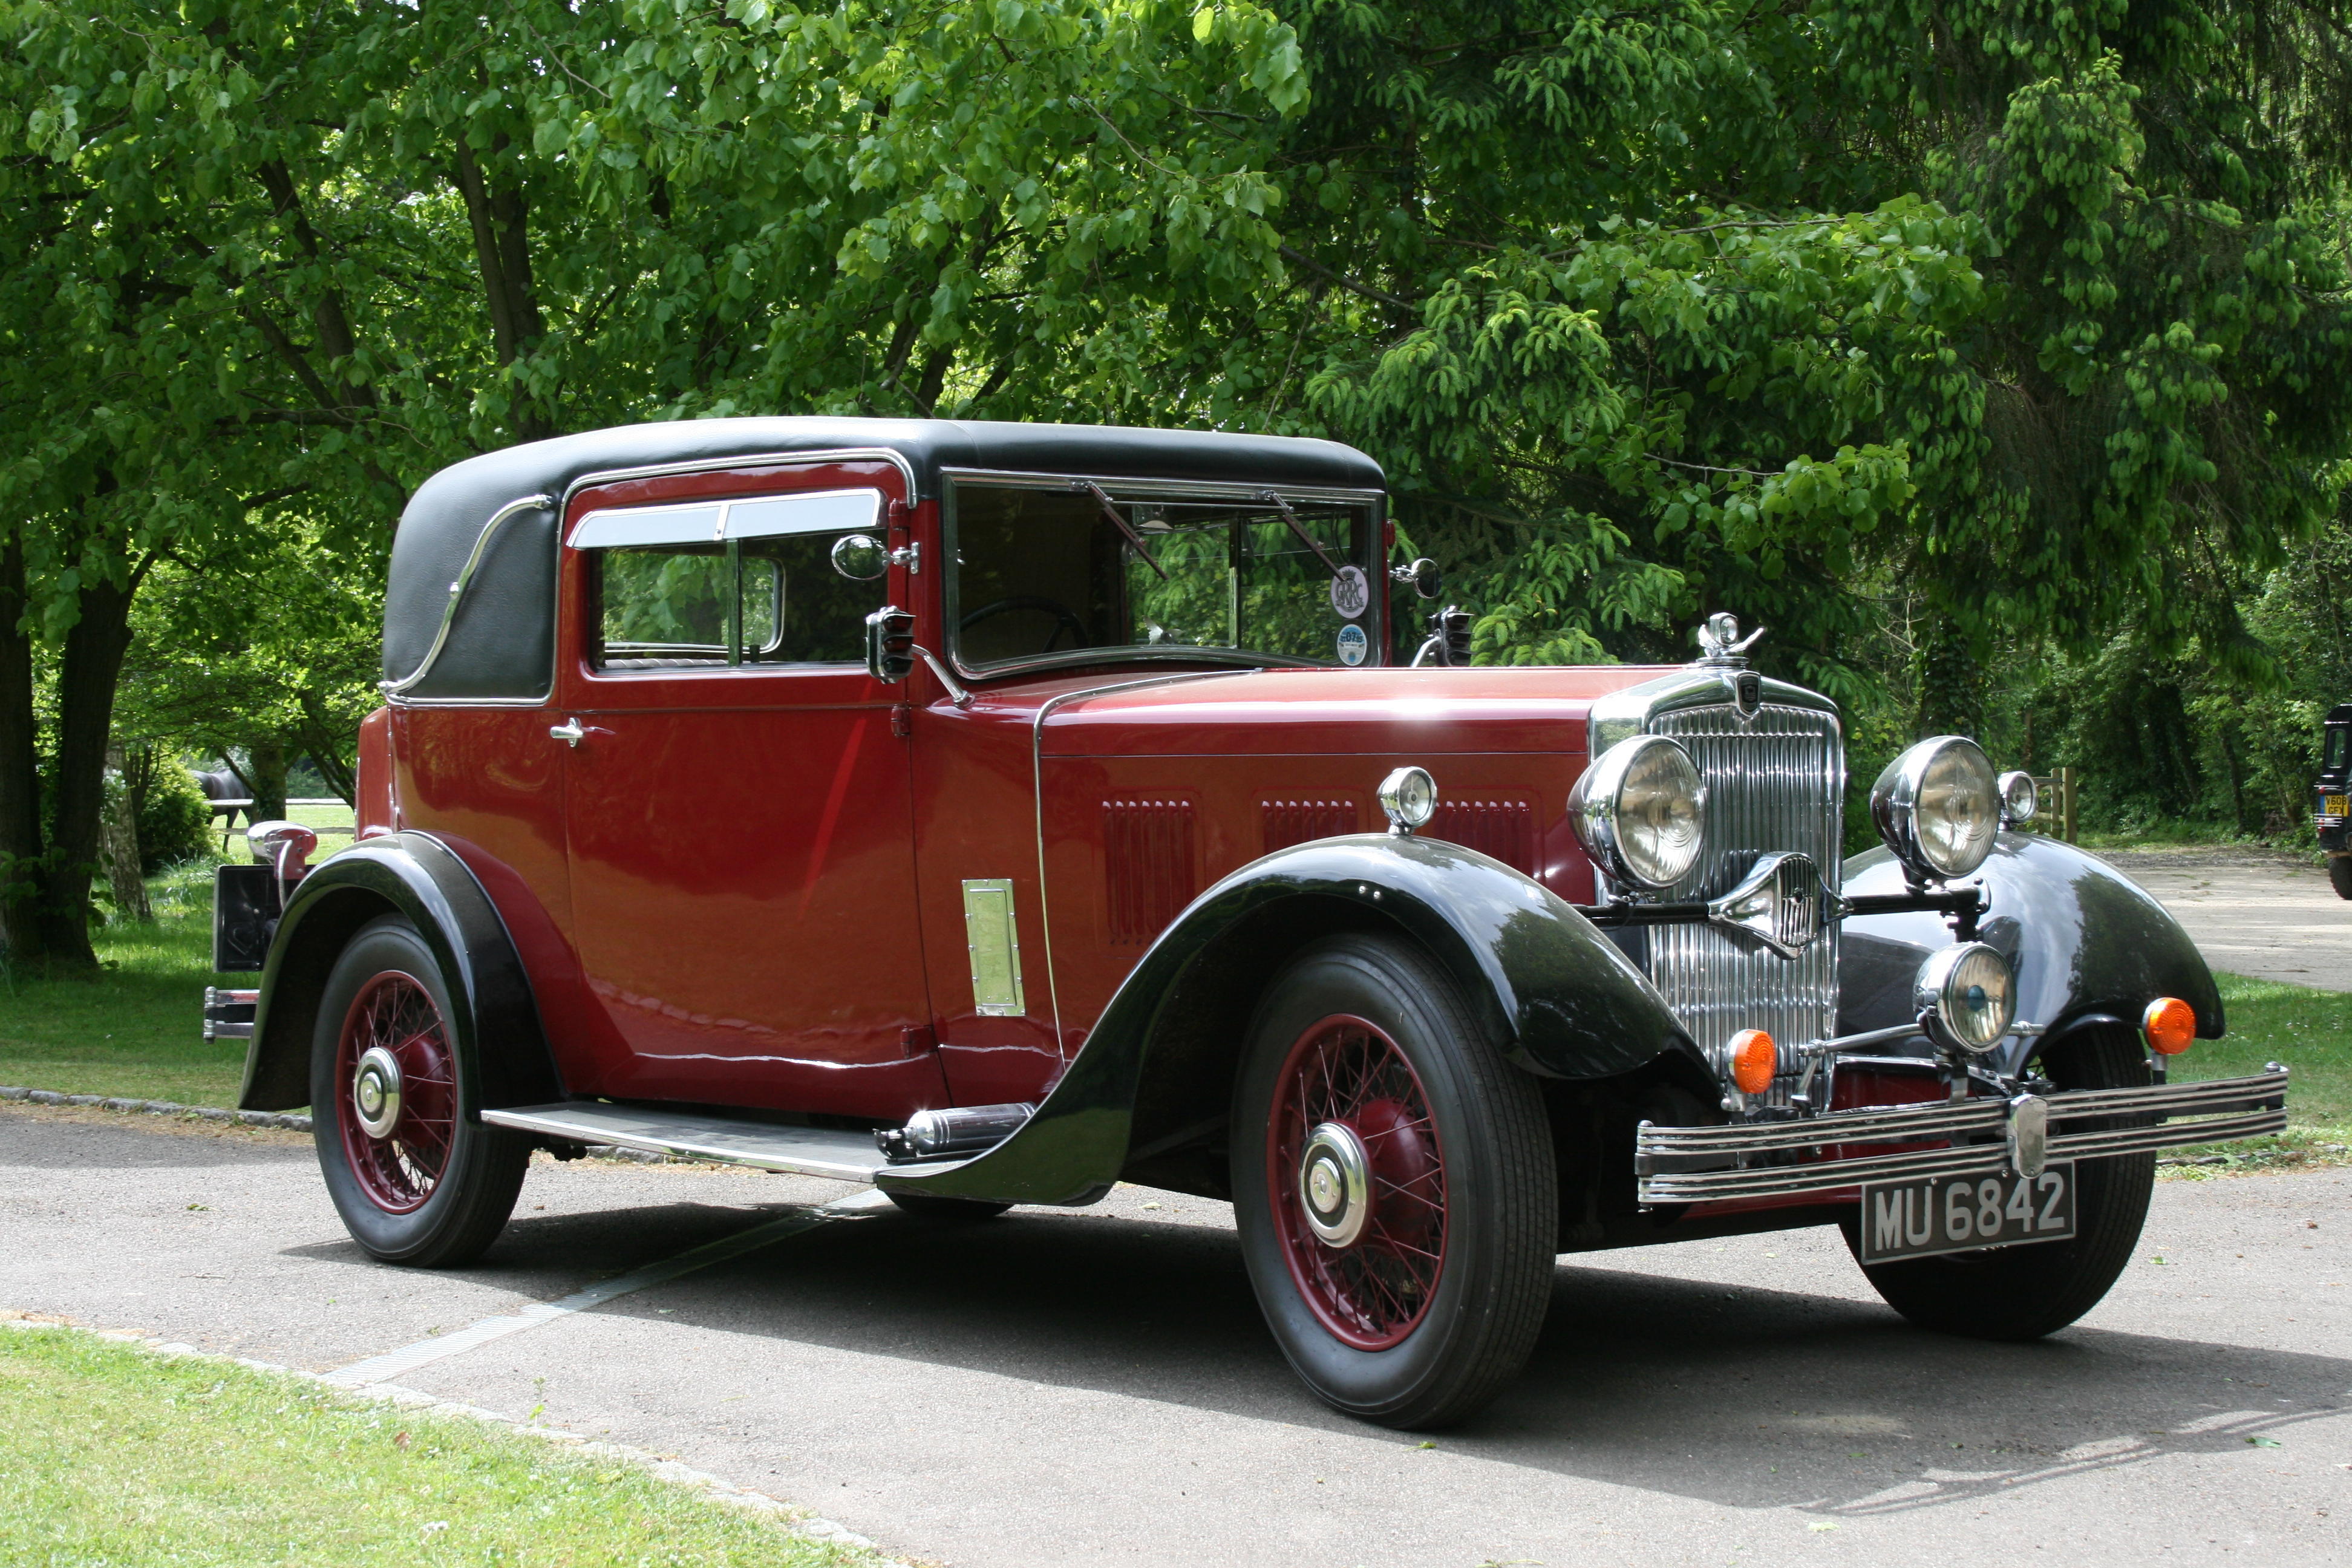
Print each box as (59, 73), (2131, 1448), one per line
(881, 834), (1699, 1206)
(1840, 833), (2224, 1076)
(237, 832), (561, 1114)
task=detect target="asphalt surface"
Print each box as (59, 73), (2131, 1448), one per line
(2099, 849), (2351, 991)
(5, 1105), (2347, 1566)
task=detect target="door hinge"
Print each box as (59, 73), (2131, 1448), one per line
(901, 1024), (938, 1058)
(890, 704), (912, 739)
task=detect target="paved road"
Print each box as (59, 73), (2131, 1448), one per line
(2100, 849), (2350, 991)
(5, 1105), (2345, 1566)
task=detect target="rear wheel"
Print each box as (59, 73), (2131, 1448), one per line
(312, 914), (531, 1267)
(1232, 934), (1555, 1429)
(2329, 857), (2352, 900)
(1843, 1022), (2154, 1339)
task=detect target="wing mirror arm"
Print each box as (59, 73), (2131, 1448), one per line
(864, 606), (972, 708)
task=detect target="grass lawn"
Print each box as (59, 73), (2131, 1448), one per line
(0, 1324), (871, 1566)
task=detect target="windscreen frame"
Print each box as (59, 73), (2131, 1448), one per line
(939, 469), (1389, 681)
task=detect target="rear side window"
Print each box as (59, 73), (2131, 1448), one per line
(573, 491), (884, 670)
(2327, 726), (2348, 775)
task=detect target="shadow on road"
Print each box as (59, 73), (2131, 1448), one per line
(437, 1201), (2349, 1517)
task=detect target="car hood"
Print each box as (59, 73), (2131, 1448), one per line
(998, 664), (1682, 759)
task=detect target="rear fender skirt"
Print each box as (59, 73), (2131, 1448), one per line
(880, 833), (1700, 1206)
(235, 831), (561, 1115)
(1840, 833), (2224, 1081)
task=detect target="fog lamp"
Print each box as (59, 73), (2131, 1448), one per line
(1569, 734), (1707, 890)
(1728, 1029), (1777, 1096)
(1378, 766), (1437, 834)
(1872, 736), (2000, 882)
(1998, 770), (2038, 826)
(1914, 942), (2015, 1054)
(2142, 996), (2197, 1056)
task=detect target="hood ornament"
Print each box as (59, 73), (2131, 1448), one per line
(1695, 612), (1766, 667)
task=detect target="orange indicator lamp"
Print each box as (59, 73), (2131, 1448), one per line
(2142, 996), (2197, 1056)
(1729, 1028), (1777, 1095)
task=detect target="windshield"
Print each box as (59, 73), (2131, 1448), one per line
(950, 482), (1381, 670)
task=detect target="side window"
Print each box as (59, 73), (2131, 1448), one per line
(578, 490), (884, 670)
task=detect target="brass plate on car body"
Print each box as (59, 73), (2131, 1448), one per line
(961, 878), (1027, 1017)
(1858, 1162), (2075, 1264)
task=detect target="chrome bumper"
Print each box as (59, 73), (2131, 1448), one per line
(1636, 1067), (2288, 1206)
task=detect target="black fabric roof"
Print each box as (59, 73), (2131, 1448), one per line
(382, 417), (1385, 701)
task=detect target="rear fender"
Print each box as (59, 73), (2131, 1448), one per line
(236, 831), (561, 1115)
(880, 834), (1700, 1206)
(1840, 833), (2224, 1082)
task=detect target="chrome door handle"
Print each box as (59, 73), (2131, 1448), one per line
(549, 717), (587, 748)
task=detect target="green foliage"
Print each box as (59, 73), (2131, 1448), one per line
(132, 759), (212, 877)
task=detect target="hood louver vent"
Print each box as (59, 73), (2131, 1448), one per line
(1105, 799), (1199, 947)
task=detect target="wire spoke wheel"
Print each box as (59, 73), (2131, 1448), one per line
(334, 972), (457, 1214)
(1267, 1013), (1449, 1351)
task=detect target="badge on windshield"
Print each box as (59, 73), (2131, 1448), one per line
(1336, 624), (1368, 665)
(1329, 566), (1370, 619)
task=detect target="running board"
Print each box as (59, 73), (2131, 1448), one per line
(482, 1102), (962, 1182)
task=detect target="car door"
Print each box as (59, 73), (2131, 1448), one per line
(554, 464), (948, 1118)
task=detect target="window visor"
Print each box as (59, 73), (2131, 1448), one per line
(569, 488), (883, 549)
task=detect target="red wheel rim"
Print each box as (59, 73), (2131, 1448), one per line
(1265, 1013), (1448, 1350)
(334, 972), (457, 1214)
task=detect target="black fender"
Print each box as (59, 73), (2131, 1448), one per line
(1839, 833), (2224, 1077)
(880, 833), (1701, 1207)
(236, 831), (563, 1116)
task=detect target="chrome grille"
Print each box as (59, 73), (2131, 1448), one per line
(1642, 703), (1844, 1103)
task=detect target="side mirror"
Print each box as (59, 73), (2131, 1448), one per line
(832, 532), (891, 581)
(865, 606), (916, 683)
(1392, 557), (1443, 599)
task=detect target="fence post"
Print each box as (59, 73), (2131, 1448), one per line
(2059, 766), (2078, 844)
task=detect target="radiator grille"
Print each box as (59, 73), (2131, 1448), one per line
(1105, 799), (1199, 946)
(1642, 703), (1844, 1101)
(1261, 798), (1358, 854)
(1425, 799), (1537, 876)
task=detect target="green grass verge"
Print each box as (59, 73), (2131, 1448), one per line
(0, 862), (255, 1106)
(2163, 971), (2351, 1171)
(0, 1324), (872, 1567)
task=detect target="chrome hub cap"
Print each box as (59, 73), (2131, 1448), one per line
(1298, 1121), (1371, 1248)
(352, 1045), (403, 1140)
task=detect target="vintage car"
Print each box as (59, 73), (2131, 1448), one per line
(2314, 703), (2352, 899)
(211, 418), (2288, 1429)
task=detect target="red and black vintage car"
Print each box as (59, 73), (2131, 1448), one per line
(213, 419), (2287, 1428)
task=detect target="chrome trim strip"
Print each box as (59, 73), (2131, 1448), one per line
(1635, 1068), (2289, 1204)
(380, 493), (554, 696)
(1030, 670), (1250, 1055)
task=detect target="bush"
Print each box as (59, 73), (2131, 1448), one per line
(136, 759), (215, 874)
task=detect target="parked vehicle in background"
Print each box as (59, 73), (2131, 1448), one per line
(2314, 704), (2352, 899)
(211, 418), (2289, 1429)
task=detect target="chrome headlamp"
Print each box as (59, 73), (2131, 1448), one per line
(1871, 736), (1999, 881)
(1570, 735), (1707, 890)
(1915, 942), (2015, 1053)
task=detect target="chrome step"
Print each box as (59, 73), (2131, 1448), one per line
(482, 1102), (953, 1181)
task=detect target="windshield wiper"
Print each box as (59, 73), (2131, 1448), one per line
(1074, 480), (1168, 581)
(1258, 489), (1344, 579)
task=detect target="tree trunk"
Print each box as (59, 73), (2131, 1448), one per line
(247, 736), (289, 828)
(0, 535), (47, 964)
(99, 738), (151, 923)
(38, 569), (140, 967)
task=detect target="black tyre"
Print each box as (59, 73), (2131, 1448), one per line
(1230, 933), (1557, 1430)
(311, 913), (531, 1267)
(884, 1192), (1013, 1221)
(1843, 1022), (2154, 1339)
(2330, 857), (2352, 900)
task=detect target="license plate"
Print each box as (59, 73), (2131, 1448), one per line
(2327, 794), (2350, 818)
(1858, 1163), (2075, 1264)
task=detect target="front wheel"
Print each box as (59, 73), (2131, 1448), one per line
(2329, 856), (2352, 900)
(312, 914), (531, 1267)
(1231, 935), (1556, 1430)
(1843, 1022), (2154, 1339)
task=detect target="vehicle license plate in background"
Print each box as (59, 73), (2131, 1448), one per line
(2326, 794), (2350, 817)
(1858, 1163), (2076, 1264)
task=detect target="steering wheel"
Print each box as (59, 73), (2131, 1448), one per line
(959, 595), (1090, 653)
